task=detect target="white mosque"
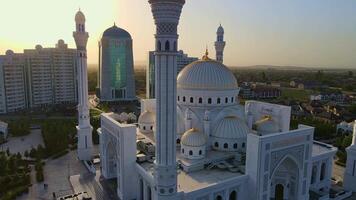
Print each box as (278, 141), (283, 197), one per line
(97, 0), (356, 200)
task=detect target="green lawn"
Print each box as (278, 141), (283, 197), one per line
(279, 87), (313, 101)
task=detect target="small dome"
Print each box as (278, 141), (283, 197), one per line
(103, 24), (131, 39)
(5, 50), (14, 56)
(138, 111), (155, 124)
(58, 39), (65, 45)
(212, 116), (249, 139)
(254, 116), (280, 134)
(75, 10), (85, 23)
(177, 59), (237, 90)
(217, 25), (224, 34)
(35, 45), (43, 50)
(181, 129), (206, 147)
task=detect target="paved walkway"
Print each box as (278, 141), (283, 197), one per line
(1, 129), (44, 155)
(17, 150), (88, 200)
(70, 169), (119, 200)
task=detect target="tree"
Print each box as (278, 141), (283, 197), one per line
(29, 148), (37, 158)
(342, 135), (352, 149)
(24, 150), (29, 158)
(261, 71), (267, 81)
(348, 71), (353, 77)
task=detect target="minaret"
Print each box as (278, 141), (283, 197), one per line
(148, 0), (185, 199)
(215, 24), (226, 63)
(344, 120), (356, 192)
(73, 10), (93, 161)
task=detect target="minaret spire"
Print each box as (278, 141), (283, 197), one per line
(73, 10), (93, 161)
(215, 24), (226, 63)
(148, 0), (185, 199)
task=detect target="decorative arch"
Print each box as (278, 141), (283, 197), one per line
(271, 155), (301, 179)
(270, 155), (301, 200)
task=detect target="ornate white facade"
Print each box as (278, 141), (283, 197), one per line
(97, 1), (355, 199)
(99, 52), (345, 199)
(344, 121), (356, 192)
(73, 10), (93, 161)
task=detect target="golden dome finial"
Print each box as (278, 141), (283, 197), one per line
(202, 46), (211, 61)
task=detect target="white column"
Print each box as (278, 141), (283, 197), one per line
(143, 181), (148, 200)
(148, 0), (185, 199)
(352, 120), (356, 146)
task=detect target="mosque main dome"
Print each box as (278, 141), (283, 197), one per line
(103, 24), (132, 39)
(177, 53), (237, 90)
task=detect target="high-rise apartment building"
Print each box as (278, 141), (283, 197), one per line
(146, 50), (198, 99)
(0, 50), (27, 113)
(0, 40), (78, 114)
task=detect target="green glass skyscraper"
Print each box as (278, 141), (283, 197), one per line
(97, 24), (136, 101)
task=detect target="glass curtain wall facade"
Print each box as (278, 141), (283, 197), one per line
(98, 25), (136, 102)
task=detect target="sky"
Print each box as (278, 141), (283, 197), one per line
(1, 0), (356, 68)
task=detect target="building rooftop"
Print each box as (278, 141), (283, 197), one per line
(312, 141), (337, 157)
(139, 161), (245, 193)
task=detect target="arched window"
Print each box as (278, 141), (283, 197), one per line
(190, 97), (194, 103)
(189, 150), (193, 156)
(182, 148), (184, 154)
(165, 41), (170, 51)
(214, 142), (219, 147)
(183, 96), (186, 102)
(225, 97), (228, 103)
(217, 98), (221, 104)
(208, 98), (212, 104)
(143, 126), (146, 130)
(173, 41), (177, 51)
(320, 163), (326, 181)
(242, 143), (245, 148)
(199, 150), (202, 155)
(178, 96), (180, 101)
(311, 165), (317, 184)
(224, 143), (228, 149)
(150, 126), (153, 130)
(157, 41), (161, 51)
(216, 195), (223, 200)
(229, 191), (237, 200)
(231, 97), (234, 103)
(199, 98), (202, 104)
(233, 143), (238, 149)
(177, 139), (181, 144)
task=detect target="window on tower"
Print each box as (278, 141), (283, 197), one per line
(173, 41), (177, 51)
(157, 41), (161, 51)
(165, 41), (170, 51)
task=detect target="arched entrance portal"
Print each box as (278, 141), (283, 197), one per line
(271, 157), (300, 200)
(106, 141), (117, 178)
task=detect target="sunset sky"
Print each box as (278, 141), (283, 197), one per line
(1, 0), (356, 68)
